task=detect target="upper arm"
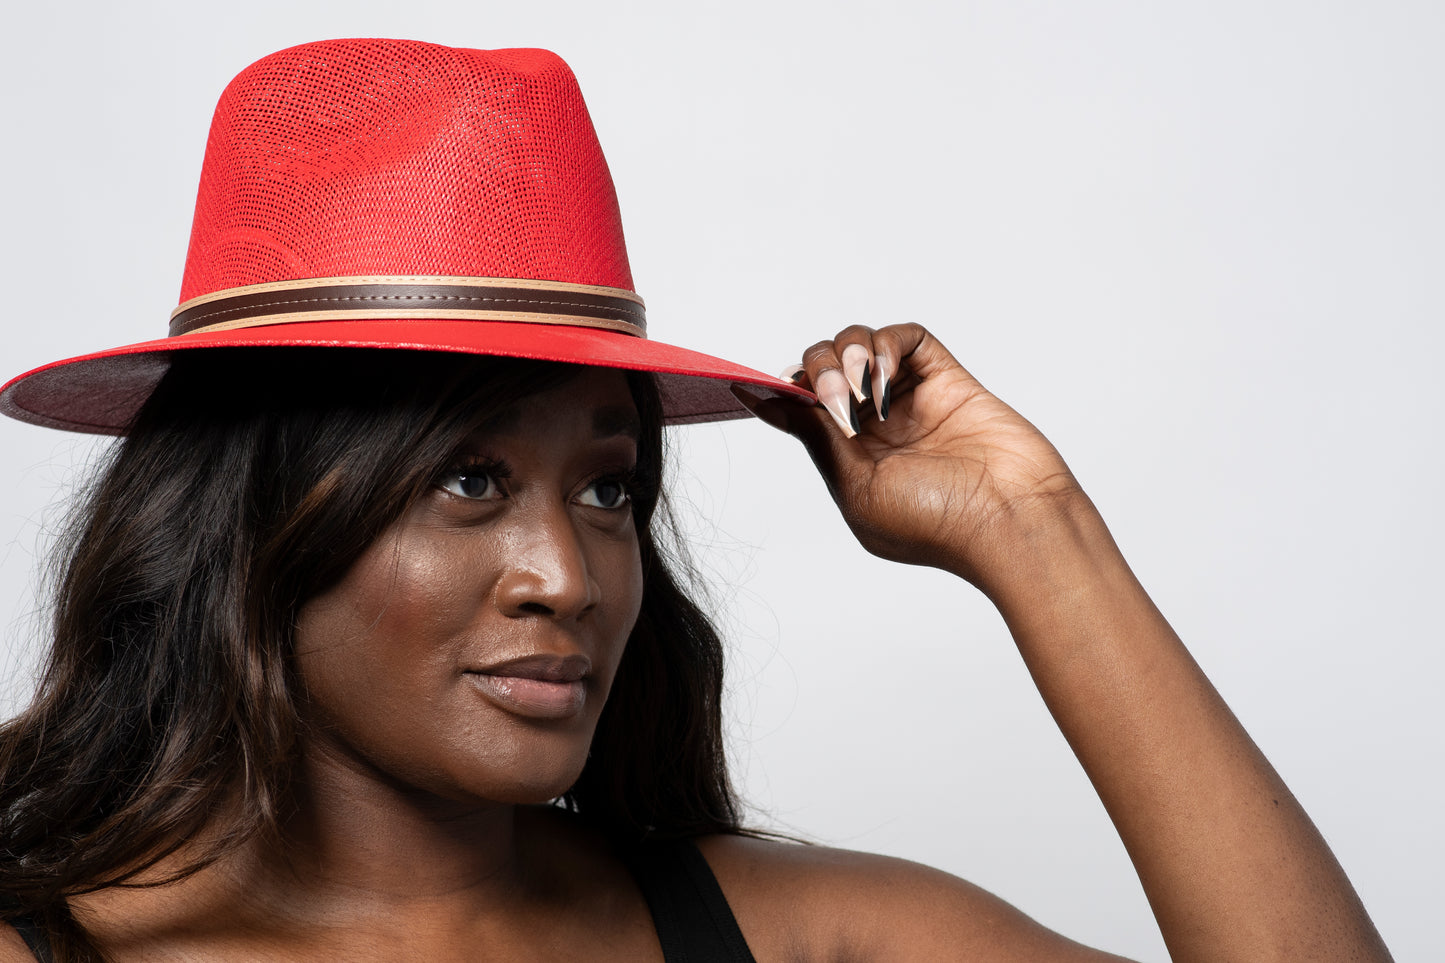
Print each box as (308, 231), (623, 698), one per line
(694, 835), (1137, 962)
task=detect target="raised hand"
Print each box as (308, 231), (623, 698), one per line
(735, 322), (1394, 963)
(733, 322), (1087, 584)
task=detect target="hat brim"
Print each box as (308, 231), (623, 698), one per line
(0, 320), (816, 434)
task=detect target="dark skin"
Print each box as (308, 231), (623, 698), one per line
(1, 331), (1392, 961)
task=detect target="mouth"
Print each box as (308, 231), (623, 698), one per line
(465, 654), (591, 720)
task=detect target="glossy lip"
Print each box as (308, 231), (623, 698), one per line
(465, 654), (592, 720)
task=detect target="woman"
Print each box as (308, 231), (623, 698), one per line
(0, 38), (1392, 961)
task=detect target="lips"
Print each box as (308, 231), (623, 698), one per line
(465, 654), (591, 720)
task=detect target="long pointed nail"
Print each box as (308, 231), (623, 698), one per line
(872, 354), (892, 420)
(815, 369), (858, 438)
(841, 344), (871, 403)
(777, 363), (805, 384)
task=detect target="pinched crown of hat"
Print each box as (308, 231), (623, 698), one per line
(0, 38), (806, 432)
(178, 39), (637, 326)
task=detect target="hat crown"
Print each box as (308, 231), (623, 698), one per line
(180, 39), (634, 304)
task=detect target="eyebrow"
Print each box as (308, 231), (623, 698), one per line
(593, 405), (641, 442)
(465, 404), (640, 441)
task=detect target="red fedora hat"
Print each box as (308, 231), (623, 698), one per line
(0, 38), (811, 433)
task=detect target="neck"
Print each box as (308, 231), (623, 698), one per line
(67, 743), (620, 954)
(253, 740), (534, 908)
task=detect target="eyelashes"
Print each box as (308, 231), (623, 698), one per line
(437, 456), (510, 501)
(435, 456), (654, 511)
(579, 473), (631, 510)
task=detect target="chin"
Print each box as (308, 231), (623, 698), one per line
(472, 767), (586, 806)
(446, 741), (593, 807)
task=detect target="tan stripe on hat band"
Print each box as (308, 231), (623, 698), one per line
(168, 276), (647, 338)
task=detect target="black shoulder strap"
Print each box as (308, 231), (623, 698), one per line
(624, 838), (757, 963)
(8, 918), (52, 963)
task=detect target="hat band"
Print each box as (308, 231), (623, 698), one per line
(169, 276), (647, 338)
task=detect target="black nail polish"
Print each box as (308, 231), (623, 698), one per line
(849, 399), (860, 434)
(861, 361), (873, 402)
(880, 379), (890, 421)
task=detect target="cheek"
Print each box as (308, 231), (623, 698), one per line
(292, 531), (486, 726)
(601, 533), (646, 657)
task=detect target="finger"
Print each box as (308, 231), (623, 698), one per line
(824, 324), (882, 415)
(871, 322), (974, 390)
(786, 322), (957, 434)
(734, 383), (876, 508)
(729, 385), (793, 434)
(730, 383), (838, 463)
(800, 338), (860, 438)
(776, 363), (807, 387)
(788, 398), (868, 498)
(840, 342), (872, 405)
(804, 324), (892, 435)
(816, 324), (891, 422)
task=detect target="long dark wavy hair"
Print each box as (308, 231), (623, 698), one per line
(0, 347), (742, 959)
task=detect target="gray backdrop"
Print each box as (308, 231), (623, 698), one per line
(2, 2), (1439, 959)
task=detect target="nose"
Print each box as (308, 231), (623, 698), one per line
(494, 506), (600, 622)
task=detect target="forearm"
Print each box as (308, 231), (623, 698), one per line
(966, 494), (1391, 963)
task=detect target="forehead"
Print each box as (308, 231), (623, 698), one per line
(466, 366), (640, 443)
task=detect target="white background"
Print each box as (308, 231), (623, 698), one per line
(2, 2), (1441, 959)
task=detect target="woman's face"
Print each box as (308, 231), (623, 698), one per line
(292, 368), (646, 806)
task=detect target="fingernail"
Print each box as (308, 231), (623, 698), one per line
(777, 363), (805, 384)
(815, 369), (858, 438)
(872, 354), (891, 420)
(841, 344), (871, 403)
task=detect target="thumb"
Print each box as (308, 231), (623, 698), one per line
(728, 384), (797, 434)
(730, 385), (873, 501)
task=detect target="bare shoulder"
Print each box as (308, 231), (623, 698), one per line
(694, 835), (1135, 962)
(0, 922), (35, 962)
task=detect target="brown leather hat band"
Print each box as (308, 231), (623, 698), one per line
(169, 277), (647, 338)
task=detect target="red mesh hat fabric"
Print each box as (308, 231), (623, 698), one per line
(182, 39), (634, 299)
(0, 39), (815, 433)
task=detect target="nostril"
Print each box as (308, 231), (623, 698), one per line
(496, 552), (600, 621)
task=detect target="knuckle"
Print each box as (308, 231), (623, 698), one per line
(875, 321), (924, 358)
(801, 341), (839, 367)
(835, 323), (875, 342)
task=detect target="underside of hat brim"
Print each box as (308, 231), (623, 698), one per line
(0, 320), (815, 435)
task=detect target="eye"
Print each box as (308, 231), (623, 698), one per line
(437, 460), (506, 501)
(578, 475), (632, 510)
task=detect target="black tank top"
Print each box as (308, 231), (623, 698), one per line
(2, 838), (755, 962)
(2, 900), (51, 963)
(624, 837), (758, 962)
